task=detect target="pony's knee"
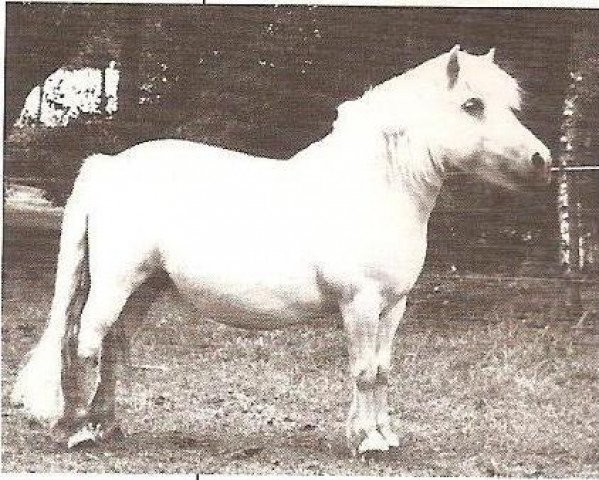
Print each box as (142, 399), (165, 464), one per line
(353, 364), (378, 391)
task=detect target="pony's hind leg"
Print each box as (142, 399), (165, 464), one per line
(76, 283), (133, 361)
(374, 296), (406, 448)
(86, 327), (124, 430)
(56, 271), (169, 447)
(86, 274), (170, 435)
(52, 326), (124, 445)
(53, 278), (142, 444)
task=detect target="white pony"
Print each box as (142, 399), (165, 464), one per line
(11, 46), (551, 454)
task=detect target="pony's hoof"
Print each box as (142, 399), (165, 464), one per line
(358, 431), (389, 454)
(66, 420), (124, 449)
(378, 426), (400, 448)
(67, 423), (102, 449)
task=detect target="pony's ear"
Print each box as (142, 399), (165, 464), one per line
(485, 47), (496, 63)
(447, 44), (460, 89)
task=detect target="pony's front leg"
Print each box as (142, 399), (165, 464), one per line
(341, 285), (389, 455)
(374, 296), (406, 448)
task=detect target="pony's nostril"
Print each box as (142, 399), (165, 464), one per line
(532, 152), (545, 168)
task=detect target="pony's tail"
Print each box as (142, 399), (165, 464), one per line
(10, 161), (94, 424)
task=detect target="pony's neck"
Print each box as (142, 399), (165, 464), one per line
(323, 117), (444, 223)
(321, 62), (447, 220)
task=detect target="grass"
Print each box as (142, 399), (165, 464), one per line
(2, 227), (598, 475)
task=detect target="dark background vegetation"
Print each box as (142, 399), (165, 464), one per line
(3, 5), (599, 274)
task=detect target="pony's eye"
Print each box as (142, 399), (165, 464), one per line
(462, 97), (485, 116)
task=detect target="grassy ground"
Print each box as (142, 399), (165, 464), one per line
(2, 227), (598, 475)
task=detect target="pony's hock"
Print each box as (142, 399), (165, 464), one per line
(11, 46), (552, 455)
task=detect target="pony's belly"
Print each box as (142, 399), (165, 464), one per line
(167, 267), (340, 329)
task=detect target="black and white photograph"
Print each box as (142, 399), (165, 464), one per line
(2, 1), (598, 475)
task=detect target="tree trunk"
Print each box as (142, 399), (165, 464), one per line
(557, 66), (582, 314)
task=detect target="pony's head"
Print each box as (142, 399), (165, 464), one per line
(422, 45), (552, 187)
(351, 45), (552, 188)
